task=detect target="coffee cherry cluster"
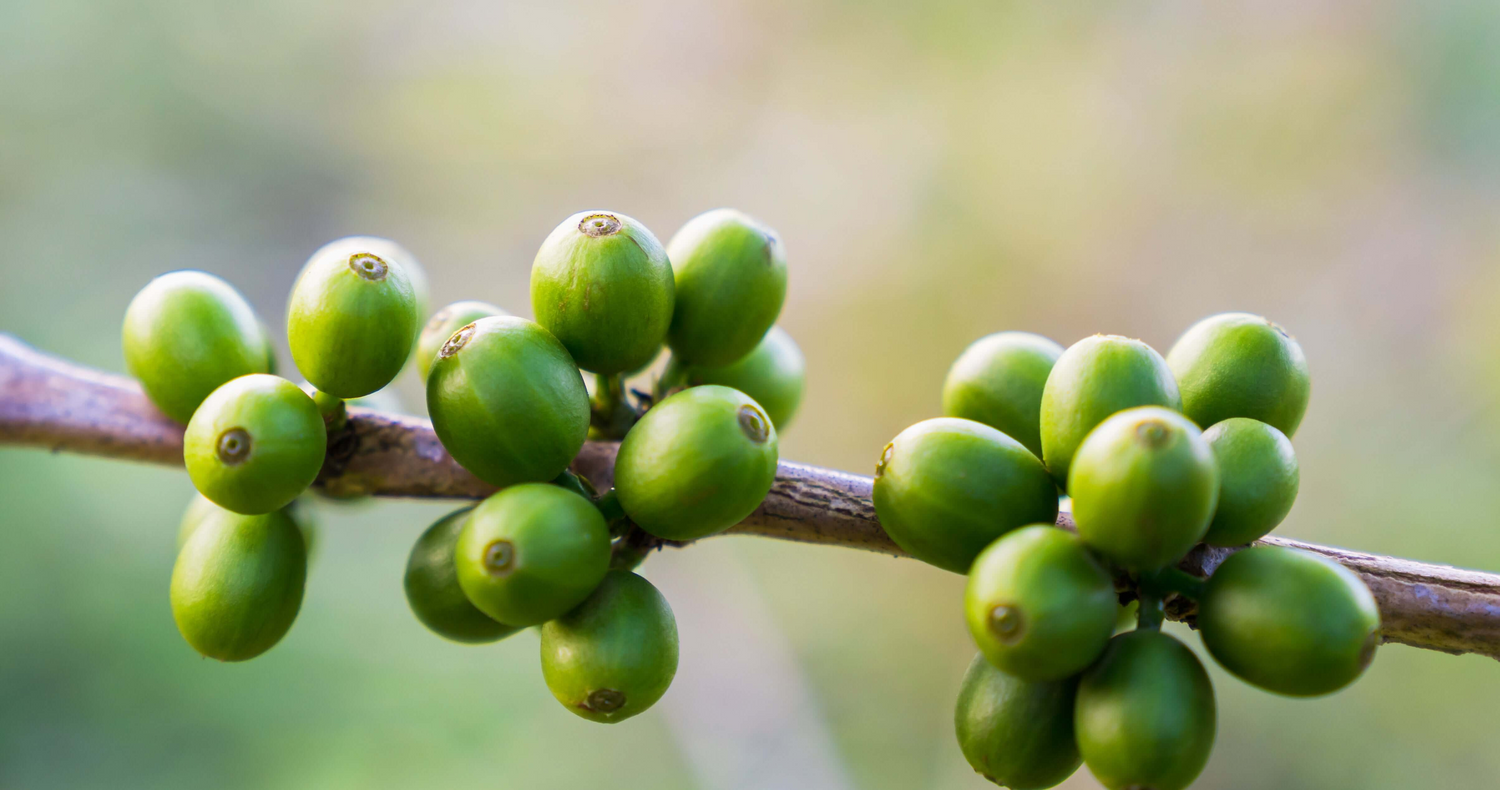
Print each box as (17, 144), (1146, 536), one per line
(123, 209), (805, 724)
(878, 316), (1380, 790)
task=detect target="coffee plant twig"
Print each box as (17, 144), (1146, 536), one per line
(4, 332), (1499, 659)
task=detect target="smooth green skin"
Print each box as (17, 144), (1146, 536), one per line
(178, 493), (318, 562)
(540, 570), (679, 724)
(530, 211), (674, 375)
(454, 484), (611, 627)
(289, 235), (428, 334)
(614, 385), (779, 541)
(1202, 418), (1299, 546)
(943, 332), (1065, 458)
(665, 208), (789, 367)
(1198, 546), (1380, 697)
(955, 653), (1082, 790)
(170, 507), (307, 662)
(184, 375), (326, 515)
(1075, 630), (1216, 790)
(1166, 312), (1311, 438)
(965, 526), (1117, 681)
(1069, 407), (1219, 571)
(1039, 335), (1181, 490)
(873, 418), (1059, 574)
(415, 300), (506, 382)
(287, 237), (420, 398)
(405, 507), (521, 644)
(669, 325), (806, 429)
(122, 271), (270, 424)
(427, 316), (590, 487)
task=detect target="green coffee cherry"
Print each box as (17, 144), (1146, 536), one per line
(177, 493), (222, 550)
(954, 653), (1082, 790)
(667, 325), (806, 429)
(1039, 335), (1181, 490)
(1069, 406), (1218, 570)
(530, 211), (674, 375)
(184, 375), (326, 515)
(965, 526), (1117, 681)
(1166, 312), (1311, 437)
(178, 493), (317, 562)
(415, 300), (506, 382)
(540, 570), (679, 724)
(1198, 546), (1380, 697)
(287, 237), (421, 398)
(943, 332), (1065, 458)
(454, 484), (611, 627)
(613, 385), (779, 541)
(427, 316), (590, 487)
(873, 418), (1058, 574)
(665, 208), (789, 367)
(1202, 418), (1299, 546)
(122, 271), (270, 424)
(405, 507), (521, 644)
(1075, 630), (1216, 790)
(170, 506), (307, 661)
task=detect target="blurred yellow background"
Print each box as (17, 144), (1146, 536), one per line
(4, 1), (1500, 788)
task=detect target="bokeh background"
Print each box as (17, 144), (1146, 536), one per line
(4, 1), (1500, 788)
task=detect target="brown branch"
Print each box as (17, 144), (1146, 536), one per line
(4, 333), (1499, 659)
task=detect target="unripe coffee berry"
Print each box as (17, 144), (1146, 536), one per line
(665, 208), (789, 367)
(184, 374), (326, 515)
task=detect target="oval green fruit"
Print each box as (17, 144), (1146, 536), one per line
(427, 316), (590, 487)
(184, 375), (326, 515)
(665, 208), (789, 367)
(955, 653), (1082, 790)
(1069, 406), (1218, 570)
(1166, 312), (1311, 437)
(122, 271), (270, 424)
(1075, 630), (1216, 790)
(1198, 546), (1379, 697)
(170, 507), (307, 661)
(405, 507), (521, 643)
(454, 483), (611, 627)
(965, 526), (1117, 681)
(415, 300), (506, 382)
(667, 325), (806, 430)
(540, 570), (679, 724)
(614, 385), (779, 541)
(873, 418), (1058, 574)
(178, 493), (316, 561)
(943, 332), (1065, 458)
(287, 237), (421, 398)
(530, 211), (674, 375)
(1202, 418), (1299, 546)
(1039, 335), (1181, 490)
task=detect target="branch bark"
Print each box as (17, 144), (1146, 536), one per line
(4, 333), (1499, 659)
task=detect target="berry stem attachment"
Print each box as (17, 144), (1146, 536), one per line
(594, 488), (632, 537)
(1139, 567), (1209, 602)
(590, 373), (638, 440)
(653, 356), (689, 402)
(1136, 587), (1165, 631)
(311, 388), (348, 433)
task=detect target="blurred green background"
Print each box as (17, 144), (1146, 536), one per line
(4, 1), (1500, 788)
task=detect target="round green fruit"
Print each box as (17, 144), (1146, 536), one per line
(1198, 546), (1379, 697)
(287, 237), (421, 398)
(454, 484), (611, 627)
(179, 494), (318, 562)
(943, 332), (1065, 458)
(1075, 630), (1216, 790)
(415, 300), (506, 382)
(184, 375), (326, 515)
(873, 418), (1058, 574)
(427, 316), (590, 487)
(170, 506), (307, 661)
(955, 653), (1082, 790)
(1202, 418), (1299, 546)
(665, 208), (789, 367)
(1166, 312), (1311, 437)
(614, 385), (779, 541)
(122, 271), (270, 424)
(1039, 335), (1181, 490)
(965, 526), (1117, 681)
(530, 211), (674, 375)
(1069, 406), (1218, 570)
(540, 570), (679, 724)
(405, 507), (521, 644)
(667, 325), (806, 429)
